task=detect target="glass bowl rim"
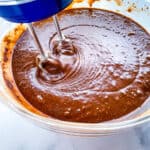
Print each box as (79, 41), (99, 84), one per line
(2, 89), (150, 135)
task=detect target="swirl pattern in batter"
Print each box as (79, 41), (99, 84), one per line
(12, 9), (150, 123)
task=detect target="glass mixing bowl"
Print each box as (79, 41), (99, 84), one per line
(0, 0), (150, 136)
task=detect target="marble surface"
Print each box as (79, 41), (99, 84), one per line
(0, 101), (150, 150)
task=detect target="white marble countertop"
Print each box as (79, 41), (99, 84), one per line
(0, 101), (150, 150)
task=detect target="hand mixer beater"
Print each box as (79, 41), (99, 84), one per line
(0, 0), (74, 73)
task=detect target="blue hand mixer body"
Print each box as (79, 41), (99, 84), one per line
(0, 0), (72, 23)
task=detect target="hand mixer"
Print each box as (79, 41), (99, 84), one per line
(0, 0), (73, 72)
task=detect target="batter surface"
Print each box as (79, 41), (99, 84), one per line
(12, 9), (150, 123)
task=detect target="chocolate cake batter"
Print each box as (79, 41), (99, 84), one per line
(12, 9), (150, 123)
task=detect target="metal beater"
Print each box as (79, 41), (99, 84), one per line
(0, 0), (73, 71)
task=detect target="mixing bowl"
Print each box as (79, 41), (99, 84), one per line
(0, 0), (150, 137)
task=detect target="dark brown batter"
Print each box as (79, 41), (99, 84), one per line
(12, 9), (150, 123)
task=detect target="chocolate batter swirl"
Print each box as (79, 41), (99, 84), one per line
(12, 9), (150, 123)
